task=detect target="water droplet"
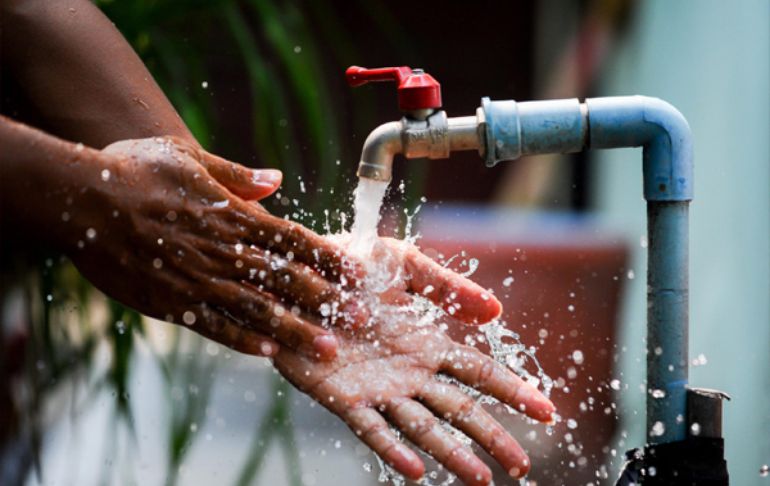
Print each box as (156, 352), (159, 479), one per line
(650, 421), (665, 437)
(502, 276), (514, 287)
(691, 353), (708, 366)
(201, 81), (209, 89)
(610, 379), (621, 390)
(293, 45), (302, 53)
(86, 227), (97, 240)
(651, 389), (666, 399)
(690, 422), (701, 436)
(182, 311), (196, 325)
(153, 258), (163, 269)
(567, 418), (578, 429)
(759, 464), (768, 477)
(572, 350), (584, 364)
(627, 269), (635, 279)
(101, 169), (111, 181)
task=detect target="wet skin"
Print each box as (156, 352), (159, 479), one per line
(276, 238), (555, 485)
(1, 120), (513, 363)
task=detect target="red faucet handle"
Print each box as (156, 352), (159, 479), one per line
(345, 65), (442, 112)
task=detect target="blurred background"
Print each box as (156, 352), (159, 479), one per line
(1, 0), (767, 485)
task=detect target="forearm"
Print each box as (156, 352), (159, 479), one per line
(0, 115), (114, 252)
(1, 0), (193, 147)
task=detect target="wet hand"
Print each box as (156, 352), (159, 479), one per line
(338, 236), (502, 327)
(275, 308), (554, 485)
(70, 137), (357, 359)
(275, 238), (551, 485)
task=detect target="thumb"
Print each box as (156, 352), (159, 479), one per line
(203, 153), (282, 201)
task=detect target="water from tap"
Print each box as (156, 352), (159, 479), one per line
(349, 177), (389, 257)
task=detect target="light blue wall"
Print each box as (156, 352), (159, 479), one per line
(593, 0), (770, 483)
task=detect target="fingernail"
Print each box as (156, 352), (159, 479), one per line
(252, 169), (282, 186)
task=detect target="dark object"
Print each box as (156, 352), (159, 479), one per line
(616, 387), (730, 485)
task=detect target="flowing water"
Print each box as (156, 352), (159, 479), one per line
(349, 178), (389, 257)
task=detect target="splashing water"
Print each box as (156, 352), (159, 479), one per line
(349, 178), (389, 257)
(329, 176), (555, 485)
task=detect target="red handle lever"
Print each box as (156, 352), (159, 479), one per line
(346, 65), (442, 112)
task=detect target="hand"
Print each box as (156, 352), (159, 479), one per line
(69, 136), (358, 359)
(349, 237), (503, 325)
(275, 238), (554, 485)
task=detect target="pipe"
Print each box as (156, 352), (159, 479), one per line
(483, 95), (693, 443)
(356, 113), (482, 182)
(357, 121), (403, 181)
(356, 95), (694, 443)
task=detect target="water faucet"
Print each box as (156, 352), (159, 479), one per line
(345, 65), (482, 182)
(348, 66), (729, 484)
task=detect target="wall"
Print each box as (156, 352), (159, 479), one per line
(593, 0), (770, 483)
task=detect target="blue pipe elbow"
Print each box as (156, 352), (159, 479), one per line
(481, 95), (693, 202)
(586, 96), (693, 202)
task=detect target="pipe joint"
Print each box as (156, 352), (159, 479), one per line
(480, 97), (587, 167)
(586, 96), (693, 201)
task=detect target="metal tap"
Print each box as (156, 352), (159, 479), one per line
(345, 66), (483, 182)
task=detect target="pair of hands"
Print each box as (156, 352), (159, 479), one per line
(78, 137), (554, 484)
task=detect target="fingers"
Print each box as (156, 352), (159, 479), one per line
(403, 246), (502, 325)
(387, 398), (492, 486)
(191, 305), (279, 357)
(202, 152), (282, 201)
(419, 381), (531, 479)
(212, 280), (338, 360)
(204, 243), (367, 328)
(344, 407), (424, 481)
(442, 347), (555, 423)
(231, 208), (364, 286)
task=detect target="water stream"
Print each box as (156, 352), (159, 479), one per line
(349, 177), (389, 257)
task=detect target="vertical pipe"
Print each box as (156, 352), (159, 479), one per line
(647, 201), (689, 443)
(478, 95), (695, 443)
